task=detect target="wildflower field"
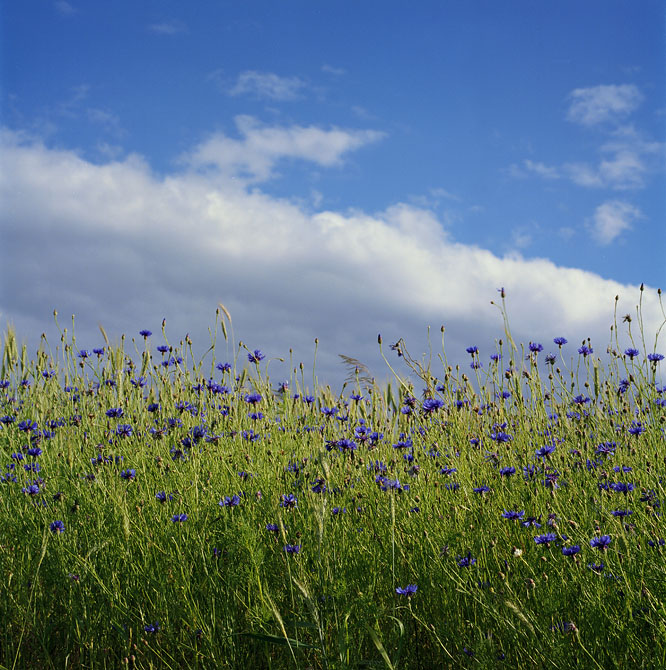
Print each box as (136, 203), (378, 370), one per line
(2, 292), (665, 669)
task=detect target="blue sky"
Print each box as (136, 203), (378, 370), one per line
(1, 1), (665, 388)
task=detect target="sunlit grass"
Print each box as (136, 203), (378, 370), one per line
(1, 292), (665, 669)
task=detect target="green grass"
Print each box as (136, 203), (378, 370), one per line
(1, 295), (665, 669)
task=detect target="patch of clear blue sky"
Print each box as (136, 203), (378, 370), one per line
(2, 0), (664, 287)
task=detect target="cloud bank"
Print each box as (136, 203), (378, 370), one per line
(0, 127), (661, 389)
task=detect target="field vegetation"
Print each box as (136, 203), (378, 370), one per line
(1, 290), (665, 669)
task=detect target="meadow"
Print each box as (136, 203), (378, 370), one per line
(1, 291), (665, 669)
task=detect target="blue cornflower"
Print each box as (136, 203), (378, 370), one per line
(500, 466), (516, 477)
(457, 552), (476, 568)
(610, 510), (632, 517)
(171, 513), (188, 523)
(77, 350), (91, 359)
(147, 403), (160, 413)
(116, 424), (133, 437)
(587, 562), (605, 573)
(612, 465), (633, 473)
(529, 342), (543, 353)
(144, 622), (160, 633)
(50, 520), (65, 534)
(628, 422), (644, 436)
(336, 438), (357, 452)
(216, 362), (232, 372)
(562, 545), (581, 556)
(553, 337), (568, 347)
(283, 544), (301, 554)
(220, 495), (241, 507)
(395, 584), (418, 597)
(466, 346), (478, 355)
(578, 345), (593, 357)
(106, 407), (124, 418)
(596, 442), (616, 456)
(590, 535), (611, 550)
(490, 431), (512, 443)
(536, 444), (556, 459)
(120, 469), (136, 481)
(139, 330), (152, 338)
(610, 482), (634, 494)
(266, 523), (279, 533)
(545, 354), (556, 365)
(93, 348), (105, 356)
(534, 533), (557, 545)
(157, 345), (169, 354)
(502, 510), (525, 521)
(310, 478), (327, 493)
(155, 491), (173, 503)
(379, 477), (410, 492)
(368, 460), (388, 474)
(244, 393), (262, 405)
(248, 350), (265, 364)
(624, 348), (639, 359)
(473, 485), (491, 495)
(18, 420), (38, 432)
(280, 494), (298, 509)
(422, 398), (444, 413)
(27, 447), (42, 458)
(551, 621), (578, 634)
(647, 353), (664, 363)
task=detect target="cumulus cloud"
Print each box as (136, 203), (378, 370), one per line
(567, 84), (643, 126)
(0, 128), (661, 389)
(229, 71), (307, 101)
(589, 200), (642, 245)
(181, 115), (386, 182)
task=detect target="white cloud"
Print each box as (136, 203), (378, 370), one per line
(229, 71), (307, 101)
(55, 1), (76, 15)
(510, 228), (533, 250)
(148, 21), (187, 35)
(523, 160), (560, 179)
(589, 200), (642, 245)
(181, 115), (386, 182)
(321, 64), (346, 77)
(564, 130), (660, 191)
(0, 129), (661, 388)
(87, 108), (125, 137)
(565, 162), (605, 187)
(567, 84), (643, 126)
